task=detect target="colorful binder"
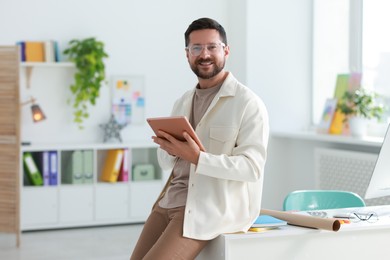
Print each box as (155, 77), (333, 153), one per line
(49, 151), (58, 185)
(83, 150), (94, 184)
(35, 151), (50, 186)
(100, 149), (124, 182)
(23, 152), (43, 186)
(64, 150), (83, 184)
(117, 148), (129, 182)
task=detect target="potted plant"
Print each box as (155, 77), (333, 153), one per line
(338, 88), (386, 136)
(63, 37), (108, 128)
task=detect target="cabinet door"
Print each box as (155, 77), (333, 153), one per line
(129, 181), (161, 219)
(59, 186), (94, 223)
(95, 184), (128, 220)
(21, 187), (58, 228)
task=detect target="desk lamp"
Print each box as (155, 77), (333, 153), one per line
(21, 96), (46, 123)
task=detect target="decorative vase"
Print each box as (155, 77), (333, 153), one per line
(349, 116), (368, 137)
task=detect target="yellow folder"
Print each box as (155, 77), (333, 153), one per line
(25, 41), (44, 62)
(100, 149), (124, 182)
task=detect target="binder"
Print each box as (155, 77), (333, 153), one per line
(100, 149), (124, 182)
(23, 152), (43, 186)
(35, 151), (50, 186)
(83, 150), (94, 184)
(64, 150), (83, 184)
(117, 148), (129, 182)
(49, 151), (58, 185)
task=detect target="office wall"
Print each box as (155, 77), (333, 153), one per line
(0, 0), (229, 143)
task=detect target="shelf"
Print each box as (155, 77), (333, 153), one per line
(271, 130), (384, 147)
(20, 62), (74, 68)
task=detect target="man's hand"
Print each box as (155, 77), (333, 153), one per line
(152, 130), (200, 165)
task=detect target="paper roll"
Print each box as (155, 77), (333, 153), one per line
(260, 208), (341, 232)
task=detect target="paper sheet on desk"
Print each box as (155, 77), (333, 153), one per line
(260, 209), (341, 232)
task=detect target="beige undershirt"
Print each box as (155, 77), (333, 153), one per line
(159, 84), (222, 209)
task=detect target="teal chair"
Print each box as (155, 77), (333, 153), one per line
(283, 190), (366, 211)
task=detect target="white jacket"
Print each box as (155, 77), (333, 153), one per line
(157, 72), (269, 240)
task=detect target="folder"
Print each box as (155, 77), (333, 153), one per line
(83, 150), (94, 184)
(49, 151), (58, 185)
(64, 150), (83, 184)
(35, 151), (50, 186)
(117, 148), (129, 182)
(25, 41), (45, 62)
(100, 149), (124, 182)
(23, 152), (43, 186)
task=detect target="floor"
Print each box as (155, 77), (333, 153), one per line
(0, 224), (143, 260)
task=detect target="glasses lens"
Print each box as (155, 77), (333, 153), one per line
(188, 43), (225, 56)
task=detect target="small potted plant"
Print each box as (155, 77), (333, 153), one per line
(338, 88), (386, 136)
(63, 37), (108, 129)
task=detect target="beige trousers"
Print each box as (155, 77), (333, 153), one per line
(130, 204), (209, 260)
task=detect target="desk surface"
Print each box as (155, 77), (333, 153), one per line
(197, 205), (390, 260)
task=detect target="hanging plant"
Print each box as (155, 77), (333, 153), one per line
(63, 37), (108, 128)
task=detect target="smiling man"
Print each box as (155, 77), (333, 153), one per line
(130, 17), (269, 260)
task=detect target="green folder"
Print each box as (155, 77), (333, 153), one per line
(23, 152), (43, 186)
(64, 150), (83, 184)
(83, 150), (94, 184)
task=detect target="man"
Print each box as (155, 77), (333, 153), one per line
(130, 17), (269, 259)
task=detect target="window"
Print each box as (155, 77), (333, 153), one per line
(312, 0), (390, 125)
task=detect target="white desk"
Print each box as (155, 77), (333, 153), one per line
(197, 206), (390, 260)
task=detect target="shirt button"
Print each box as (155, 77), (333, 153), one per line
(191, 183), (194, 187)
(188, 210), (191, 214)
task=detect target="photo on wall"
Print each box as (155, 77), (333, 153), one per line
(111, 75), (145, 125)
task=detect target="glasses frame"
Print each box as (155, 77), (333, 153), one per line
(185, 42), (226, 57)
(348, 211), (379, 223)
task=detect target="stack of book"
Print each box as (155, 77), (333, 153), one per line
(16, 40), (60, 62)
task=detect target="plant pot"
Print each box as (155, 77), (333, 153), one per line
(349, 116), (369, 137)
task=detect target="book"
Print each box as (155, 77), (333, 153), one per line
(252, 215), (287, 228)
(25, 41), (45, 62)
(100, 149), (124, 182)
(83, 150), (94, 184)
(317, 98), (338, 134)
(16, 41), (26, 61)
(49, 151), (58, 185)
(117, 148), (129, 182)
(44, 40), (56, 62)
(23, 152), (43, 186)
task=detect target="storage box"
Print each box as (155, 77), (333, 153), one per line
(132, 164), (155, 181)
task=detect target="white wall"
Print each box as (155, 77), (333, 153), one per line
(1, 0), (230, 143)
(2, 0), (314, 209)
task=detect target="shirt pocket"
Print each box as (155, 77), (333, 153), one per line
(209, 126), (238, 154)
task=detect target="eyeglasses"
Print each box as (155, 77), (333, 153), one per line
(185, 42), (226, 56)
(348, 211), (379, 223)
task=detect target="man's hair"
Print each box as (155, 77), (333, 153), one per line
(184, 17), (227, 47)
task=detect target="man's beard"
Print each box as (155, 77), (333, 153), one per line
(190, 58), (225, 79)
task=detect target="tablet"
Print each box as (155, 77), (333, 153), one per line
(146, 116), (205, 151)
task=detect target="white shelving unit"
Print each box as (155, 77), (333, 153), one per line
(18, 62), (165, 231)
(20, 142), (164, 231)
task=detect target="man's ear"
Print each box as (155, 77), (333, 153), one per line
(224, 45), (230, 57)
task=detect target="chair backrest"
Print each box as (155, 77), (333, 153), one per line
(283, 190), (366, 211)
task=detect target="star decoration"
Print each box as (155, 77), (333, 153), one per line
(99, 114), (127, 143)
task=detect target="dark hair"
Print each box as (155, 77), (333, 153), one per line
(184, 17), (227, 47)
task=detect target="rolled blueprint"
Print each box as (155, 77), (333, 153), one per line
(260, 208), (341, 232)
